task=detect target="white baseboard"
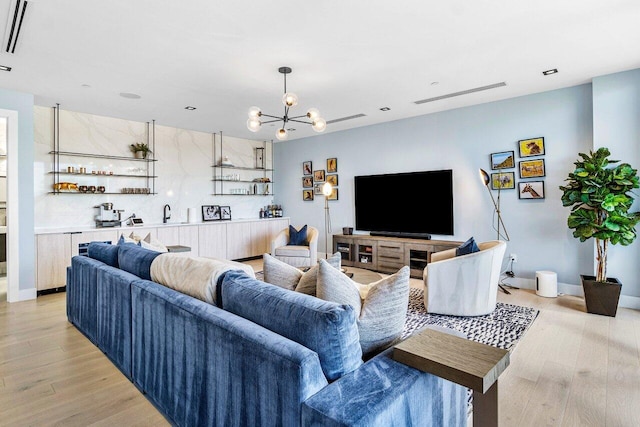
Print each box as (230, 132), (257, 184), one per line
(9, 287), (37, 302)
(507, 277), (640, 310)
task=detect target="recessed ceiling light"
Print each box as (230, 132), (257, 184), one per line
(81, 84), (91, 88)
(542, 69), (558, 76)
(430, 81), (439, 86)
(0, 65), (11, 72)
(287, 128), (296, 131)
(119, 92), (141, 99)
(185, 106), (196, 110)
(380, 107), (391, 111)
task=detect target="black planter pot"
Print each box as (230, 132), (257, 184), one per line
(581, 275), (622, 317)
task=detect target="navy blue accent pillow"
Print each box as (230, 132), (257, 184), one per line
(117, 243), (162, 280)
(456, 237), (480, 256)
(288, 224), (308, 246)
(87, 242), (119, 267)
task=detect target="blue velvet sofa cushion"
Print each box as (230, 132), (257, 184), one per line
(88, 241), (119, 267)
(302, 347), (467, 427)
(131, 280), (328, 427)
(117, 243), (162, 280)
(67, 255), (105, 344)
(96, 264), (141, 379)
(218, 270), (363, 381)
(288, 224), (308, 245)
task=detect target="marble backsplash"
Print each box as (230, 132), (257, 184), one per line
(34, 106), (274, 229)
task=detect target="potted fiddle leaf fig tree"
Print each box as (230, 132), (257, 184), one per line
(559, 147), (640, 316)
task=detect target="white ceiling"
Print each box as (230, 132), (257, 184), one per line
(0, 0), (639, 141)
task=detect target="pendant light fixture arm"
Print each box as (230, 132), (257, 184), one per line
(246, 66), (327, 140)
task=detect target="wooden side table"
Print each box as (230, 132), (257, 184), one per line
(393, 327), (510, 427)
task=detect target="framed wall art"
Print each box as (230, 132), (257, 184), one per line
(314, 183), (323, 195)
(303, 161), (313, 175)
(490, 151), (515, 169)
(327, 187), (339, 201)
(314, 169), (325, 182)
(519, 181), (545, 199)
(220, 205), (232, 220)
(326, 174), (338, 186)
(327, 157), (338, 173)
(303, 189), (314, 201)
(519, 159), (545, 178)
(302, 176), (313, 188)
(518, 137), (545, 157)
(490, 172), (515, 190)
(202, 205), (221, 221)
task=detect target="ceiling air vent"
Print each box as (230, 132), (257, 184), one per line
(326, 114), (366, 125)
(414, 82), (507, 104)
(3, 0), (29, 54)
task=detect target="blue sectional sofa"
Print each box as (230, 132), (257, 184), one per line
(66, 242), (467, 427)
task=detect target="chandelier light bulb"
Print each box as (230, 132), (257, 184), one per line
(246, 117), (261, 132)
(311, 117), (327, 132)
(306, 108), (320, 120)
(276, 128), (288, 140)
(282, 92), (298, 107)
(248, 106), (261, 118)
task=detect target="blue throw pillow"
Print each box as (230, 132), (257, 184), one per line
(87, 242), (119, 267)
(117, 243), (162, 280)
(456, 237), (480, 256)
(288, 224), (308, 246)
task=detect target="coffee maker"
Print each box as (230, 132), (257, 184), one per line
(94, 203), (124, 227)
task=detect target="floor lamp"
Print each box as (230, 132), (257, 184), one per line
(479, 169), (511, 294)
(479, 169), (510, 241)
(322, 182), (333, 259)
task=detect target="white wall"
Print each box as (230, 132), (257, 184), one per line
(274, 84), (595, 292)
(0, 88), (35, 295)
(34, 107), (273, 228)
(592, 68), (640, 298)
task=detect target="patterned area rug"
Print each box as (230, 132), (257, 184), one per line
(403, 287), (539, 351)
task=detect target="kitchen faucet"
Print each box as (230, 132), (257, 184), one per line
(163, 204), (171, 223)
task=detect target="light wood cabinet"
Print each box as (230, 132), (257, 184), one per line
(35, 218), (289, 295)
(226, 222), (253, 260)
(198, 223), (227, 259)
(36, 233), (72, 291)
(333, 234), (462, 278)
(179, 225), (200, 257)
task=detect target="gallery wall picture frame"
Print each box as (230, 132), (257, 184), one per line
(519, 159), (545, 178)
(327, 157), (338, 173)
(220, 205), (232, 220)
(518, 180), (545, 199)
(314, 183), (323, 195)
(518, 137), (545, 157)
(326, 174), (338, 186)
(327, 188), (339, 201)
(202, 205), (221, 221)
(314, 169), (325, 182)
(302, 176), (313, 188)
(490, 151), (515, 169)
(303, 161), (313, 175)
(490, 172), (515, 190)
(303, 189), (314, 201)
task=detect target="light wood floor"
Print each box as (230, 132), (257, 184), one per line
(1, 261), (639, 426)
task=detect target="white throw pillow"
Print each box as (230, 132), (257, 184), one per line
(141, 232), (168, 253)
(317, 259), (410, 357)
(262, 252), (341, 295)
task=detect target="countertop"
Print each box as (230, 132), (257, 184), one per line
(0, 226), (5, 234)
(34, 217), (289, 235)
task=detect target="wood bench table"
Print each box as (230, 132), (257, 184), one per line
(393, 327), (510, 427)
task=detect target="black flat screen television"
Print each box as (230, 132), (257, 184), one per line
(354, 169), (454, 238)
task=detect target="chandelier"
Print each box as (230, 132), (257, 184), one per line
(246, 66), (326, 140)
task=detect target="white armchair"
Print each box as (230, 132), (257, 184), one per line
(270, 226), (319, 268)
(423, 240), (507, 316)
